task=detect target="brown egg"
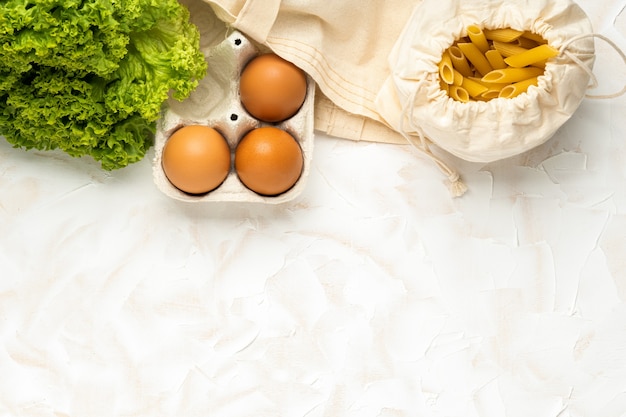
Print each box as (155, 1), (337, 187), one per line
(161, 125), (231, 195)
(235, 127), (303, 196)
(239, 53), (307, 123)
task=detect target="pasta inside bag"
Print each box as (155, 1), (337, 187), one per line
(376, 0), (595, 165)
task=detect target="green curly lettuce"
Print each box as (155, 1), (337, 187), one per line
(0, 0), (206, 170)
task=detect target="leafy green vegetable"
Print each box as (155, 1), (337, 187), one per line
(0, 0), (207, 170)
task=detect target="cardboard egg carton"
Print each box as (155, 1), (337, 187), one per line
(153, 30), (314, 204)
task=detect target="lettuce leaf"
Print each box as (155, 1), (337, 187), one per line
(0, 0), (206, 170)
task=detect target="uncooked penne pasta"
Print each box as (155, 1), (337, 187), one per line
(447, 46), (473, 78)
(521, 31), (547, 44)
(483, 28), (524, 43)
(499, 77), (539, 98)
(467, 25), (490, 53)
(515, 36), (540, 49)
(461, 77), (488, 98)
(449, 85), (470, 102)
(504, 44), (559, 68)
(482, 66), (544, 83)
(457, 42), (493, 76)
(452, 69), (464, 86)
(492, 40), (528, 58)
(439, 26), (553, 102)
(439, 52), (454, 84)
(470, 78), (507, 100)
(480, 90), (502, 100)
(532, 60), (547, 69)
(485, 50), (507, 70)
(469, 77), (507, 91)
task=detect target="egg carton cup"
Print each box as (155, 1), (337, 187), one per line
(153, 30), (315, 204)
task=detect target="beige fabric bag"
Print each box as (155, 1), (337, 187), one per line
(376, 0), (595, 164)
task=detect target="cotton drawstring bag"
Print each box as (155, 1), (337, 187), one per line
(375, 0), (626, 195)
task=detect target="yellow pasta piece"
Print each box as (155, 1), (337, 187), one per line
(468, 77), (507, 90)
(532, 59), (547, 69)
(452, 69), (464, 86)
(457, 42), (493, 76)
(492, 41), (528, 58)
(439, 52), (454, 84)
(515, 36), (540, 49)
(447, 46), (473, 78)
(485, 50), (507, 70)
(480, 90), (502, 100)
(461, 77), (488, 98)
(499, 77), (539, 98)
(521, 31), (547, 44)
(504, 44), (559, 68)
(482, 66), (544, 83)
(449, 85), (470, 102)
(467, 25), (490, 53)
(469, 77), (507, 100)
(483, 28), (524, 43)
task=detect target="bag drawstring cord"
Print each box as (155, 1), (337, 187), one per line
(398, 81), (468, 197)
(559, 33), (626, 99)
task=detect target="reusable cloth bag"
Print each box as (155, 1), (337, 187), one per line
(376, 0), (595, 165)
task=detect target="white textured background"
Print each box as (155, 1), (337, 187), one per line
(1, 1), (626, 416)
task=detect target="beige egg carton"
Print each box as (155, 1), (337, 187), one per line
(153, 30), (314, 204)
